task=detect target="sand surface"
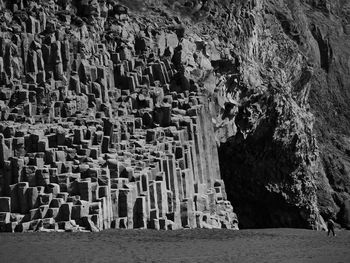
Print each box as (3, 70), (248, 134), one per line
(0, 228), (349, 263)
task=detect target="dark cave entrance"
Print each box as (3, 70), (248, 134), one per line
(217, 132), (310, 229)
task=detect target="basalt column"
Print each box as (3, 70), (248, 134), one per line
(0, 0), (239, 232)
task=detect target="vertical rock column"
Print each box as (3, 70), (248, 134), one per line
(197, 96), (222, 185)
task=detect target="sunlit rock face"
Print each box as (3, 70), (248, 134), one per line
(0, 0), (350, 231)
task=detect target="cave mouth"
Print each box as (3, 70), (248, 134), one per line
(217, 150), (309, 229)
(217, 133), (310, 229)
(222, 189), (309, 229)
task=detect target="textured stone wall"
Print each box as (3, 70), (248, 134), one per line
(2, 0), (349, 232)
(0, 0), (238, 232)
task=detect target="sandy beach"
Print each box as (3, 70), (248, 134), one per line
(0, 228), (349, 263)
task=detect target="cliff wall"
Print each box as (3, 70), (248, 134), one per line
(0, 0), (238, 232)
(0, 0), (350, 231)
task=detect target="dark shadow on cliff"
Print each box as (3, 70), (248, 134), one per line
(218, 95), (313, 229)
(219, 132), (309, 229)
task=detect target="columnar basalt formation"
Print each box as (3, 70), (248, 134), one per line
(0, 0), (238, 232)
(2, 0), (350, 231)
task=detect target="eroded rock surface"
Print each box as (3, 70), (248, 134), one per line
(0, 0), (239, 232)
(211, 0), (350, 229)
(0, 0), (350, 231)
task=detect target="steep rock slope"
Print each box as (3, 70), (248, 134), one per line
(206, 0), (350, 229)
(306, 0), (350, 229)
(208, 0), (324, 229)
(155, 0), (350, 229)
(126, 0), (328, 229)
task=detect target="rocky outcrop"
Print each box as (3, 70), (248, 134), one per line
(210, 0), (350, 229)
(1, 0), (350, 231)
(0, 0), (238, 232)
(306, 0), (350, 230)
(192, 0), (326, 229)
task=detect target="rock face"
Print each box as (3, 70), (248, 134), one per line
(306, 0), (350, 230)
(214, 0), (325, 229)
(0, 0), (239, 232)
(0, 0), (349, 231)
(210, 0), (350, 229)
